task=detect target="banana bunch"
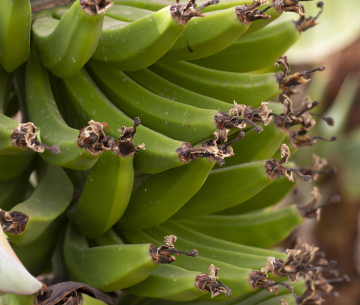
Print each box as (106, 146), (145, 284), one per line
(0, 0), (346, 304)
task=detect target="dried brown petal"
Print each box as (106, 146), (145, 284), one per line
(295, 2), (324, 33)
(150, 235), (198, 264)
(171, 0), (219, 25)
(273, 0), (306, 16)
(0, 209), (28, 235)
(236, 0), (270, 26)
(80, 0), (113, 16)
(249, 270), (293, 294)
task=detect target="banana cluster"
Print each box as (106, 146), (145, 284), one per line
(0, 0), (347, 304)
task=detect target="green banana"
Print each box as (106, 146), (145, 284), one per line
(0, 293), (34, 305)
(160, 4), (266, 62)
(217, 177), (297, 215)
(105, 4), (153, 22)
(123, 264), (208, 301)
(149, 60), (282, 105)
(64, 223), (197, 292)
(117, 158), (215, 230)
(11, 217), (64, 276)
(0, 0), (31, 73)
(25, 44), (99, 170)
(32, 0), (111, 78)
(87, 61), (219, 144)
(91, 1), (209, 71)
(0, 169), (32, 211)
(59, 67), (187, 174)
(5, 162), (73, 246)
(178, 205), (304, 248)
(82, 294), (108, 305)
(68, 148), (135, 238)
(191, 20), (301, 72)
(171, 160), (274, 219)
(124, 68), (230, 112)
(0, 150), (36, 182)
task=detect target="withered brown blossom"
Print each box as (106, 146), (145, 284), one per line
(236, 0), (271, 25)
(80, 0), (113, 15)
(196, 264), (232, 298)
(265, 144), (312, 182)
(296, 154), (336, 182)
(12, 122), (60, 154)
(294, 2), (324, 33)
(249, 270), (293, 294)
(0, 209), (29, 235)
(150, 235), (198, 264)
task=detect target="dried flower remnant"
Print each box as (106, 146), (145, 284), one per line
(12, 122), (60, 154)
(280, 297), (288, 305)
(171, 0), (220, 25)
(196, 264), (232, 298)
(289, 129), (337, 149)
(275, 56), (326, 90)
(80, 0), (113, 16)
(265, 144), (312, 182)
(0, 209), (28, 235)
(272, 0), (313, 17)
(249, 270), (294, 294)
(236, 0), (271, 26)
(296, 155), (336, 182)
(295, 2), (324, 33)
(150, 235), (198, 264)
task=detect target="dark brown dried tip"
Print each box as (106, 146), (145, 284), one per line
(236, 0), (271, 26)
(295, 1), (324, 32)
(77, 120), (116, 156)
(249, 270), (294, 294)
(80, 0), (113, 16)
(114, 117), (145, 157)
(289, 129), (336, 149)
(278, 66), (326, 90)
(12, 122), (60, 154)
(296, 154), (335, 181)
(196, 264), (232, 298)
(150, 235), (198, 264)
(296, 291), (339, 305)
(0, 209), (28, 235)
(171, 0), (219, 25)
(272, 0), (314, 17)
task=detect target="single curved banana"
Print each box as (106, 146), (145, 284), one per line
(191, 20), (301, 72)
(87, 61), (219, 144)
(217, 177), (297, 215)
(0, 0), (31, 73)
(59, 67), (187, 174)
(171, 160), (274, 219)
(178, 205), (304, 248)
(117, 158), (215, 230)
(91, 1), (208, 71)
(149, 60), (282, 105)
(32, 0), (111, 78)
(5, 162), (73, 246)
(25, 45), (99, 170)
(68, 147), (136, 238)
(64, 223), (197, 292)
(125, 68), (230, 111)
(123, 264), (208, 301)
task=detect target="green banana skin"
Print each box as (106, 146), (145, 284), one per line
(149, 61), (282, 105)
(87, 61), (219, 144)
(0, 0), (31, 73)
(69, 150), (135, 238)
(0, 150), (36, 182)
(11, 217), (64, 276)
(161, 7), (250, 62)
(82, 293), (108, 305)
(63, 223), (160, 292)
(172, 161), (273, 219)
(125, 68), (230, 112)
(91, 6), (187, 71)
(178, 205), (304, 248)
(118, 158), (215, 230)
(60, 67), (186, 174)
(32, 0), (106, 78)
(0, 169), (32, 211)
(92, 228), (125, 247)
(191, 20), (300, 73)
(144, 225), (284, 270)
(7, 162), (73, 246)
(217, 177), (297, 215)
(0, 293), (34, 305)
(25, 45), (99, 170)
(124, 264), (207, 301)
(105, 4), (153, 22)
